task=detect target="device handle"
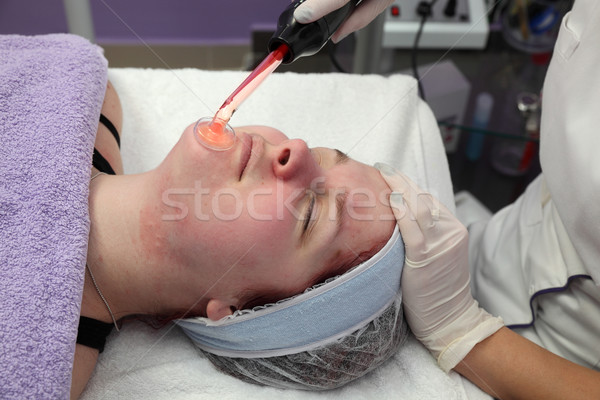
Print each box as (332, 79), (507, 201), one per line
(268, 0), (361, 64)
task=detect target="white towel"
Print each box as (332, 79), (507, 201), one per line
(80, 69), (489, 400)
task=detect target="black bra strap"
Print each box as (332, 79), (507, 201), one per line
(92, 148), (116, 175)
(77, 316), (114, 353)
(99, 113), (120, 148)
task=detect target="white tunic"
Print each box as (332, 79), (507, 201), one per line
(468, 0), (600, 370)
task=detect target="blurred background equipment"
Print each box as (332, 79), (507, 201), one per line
(383, 0), (490, 49)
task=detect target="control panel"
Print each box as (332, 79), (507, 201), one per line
(383, 0), (489, 49)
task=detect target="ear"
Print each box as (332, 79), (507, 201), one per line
(206, 299), (234, 321)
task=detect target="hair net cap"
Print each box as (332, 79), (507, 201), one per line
(177, 226), (404, 358)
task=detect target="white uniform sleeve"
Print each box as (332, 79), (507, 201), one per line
(539, 0), (600, 283)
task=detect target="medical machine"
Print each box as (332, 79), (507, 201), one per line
(383, 0), (490, 49)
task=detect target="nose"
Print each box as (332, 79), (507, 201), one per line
(271, 139), (318, 182)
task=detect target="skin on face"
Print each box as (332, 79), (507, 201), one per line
(154, 123), (395, 319)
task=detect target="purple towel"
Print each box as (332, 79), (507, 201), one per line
(0, 34), (107, 399)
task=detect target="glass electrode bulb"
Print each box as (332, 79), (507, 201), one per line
(193, 117), (236, 151)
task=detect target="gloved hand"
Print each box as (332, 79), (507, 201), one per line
(294, 0), (394, 43)
(375, 163), (504, 372)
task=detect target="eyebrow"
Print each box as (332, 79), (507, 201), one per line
(334, 149), (349, 165)
(332, 149), (348, 233)
(334, 189), (347, 235)
(326, 150), (348, 236)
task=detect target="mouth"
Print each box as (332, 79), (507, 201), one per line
(238, 133), (253, 180)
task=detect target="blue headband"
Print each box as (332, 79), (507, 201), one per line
(177, 226), (404, 358)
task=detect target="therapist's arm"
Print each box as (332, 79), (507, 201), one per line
(377, 165), (600, 400)
(455, 327), (600, 400)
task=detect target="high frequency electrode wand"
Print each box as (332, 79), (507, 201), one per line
(194, 0), (361, 151)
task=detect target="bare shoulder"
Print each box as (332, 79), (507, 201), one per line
(92, 81), (124, 175)
(70, 344), (99, 399)
(102, 81), (123, 134)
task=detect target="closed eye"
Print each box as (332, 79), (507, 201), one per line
(302, 191), (316, 234)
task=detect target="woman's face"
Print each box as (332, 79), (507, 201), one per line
(157, 123), (395, 314)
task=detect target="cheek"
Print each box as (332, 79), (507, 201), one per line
(202, 216), (290, 258)
(346, 191), (378, 221)
(213, 224), (297, 287)
(243, 190), (277, 222)
(339, 216), (365, 244)
(240, 184), (303, 234)
(208, 191), (244, 220)
(231, 218), (291, 254)
(338, 199), (395, 253)
(226, 216), (297, 277)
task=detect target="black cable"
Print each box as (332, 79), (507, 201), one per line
(329, 42), (348, 73)
(444, 0), (457, 17)
(490, 0), (507, 24)
(412, 14), (428, 100)
(412, 0), (438, 101)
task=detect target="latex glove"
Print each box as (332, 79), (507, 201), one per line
(294, 0), (394, 43)
(375, 163), (503, 372)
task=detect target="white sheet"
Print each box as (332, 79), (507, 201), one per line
(80, 69), (489, 400)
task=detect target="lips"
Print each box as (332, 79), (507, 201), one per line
(238, 133), (253, 180)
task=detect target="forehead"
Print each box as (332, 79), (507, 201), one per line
(315, 147), (389, 195)
(312, 147), (395, 252)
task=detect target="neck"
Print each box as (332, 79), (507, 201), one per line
(84, 170), (196, 323)
(84, 167), (226, 324)
(84, 172), (146, 323)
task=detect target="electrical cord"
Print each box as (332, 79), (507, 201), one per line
(412, 0), (439, 101)
(444, 0), (457, 17)
(489, 0), (507, 24)
(330, 42), (348, 73)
